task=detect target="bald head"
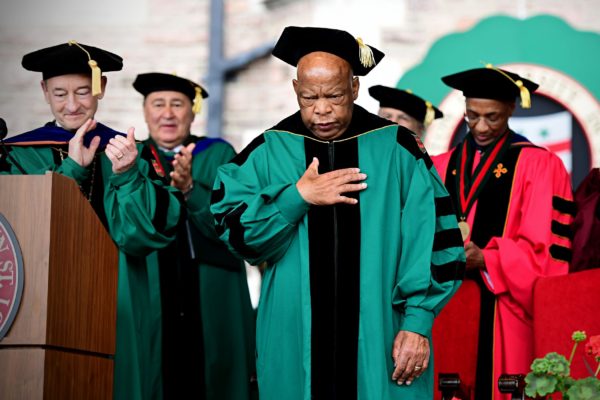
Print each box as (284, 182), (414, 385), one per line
(296, 51), (353, 82)
(293, 52), (359, 140)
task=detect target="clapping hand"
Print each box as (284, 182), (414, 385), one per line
(106, 127), (138, 174)
(170, 143), (195, 194)
(68, 118), (100, 167)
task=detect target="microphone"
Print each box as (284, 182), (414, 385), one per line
(0, 118), (28, 174)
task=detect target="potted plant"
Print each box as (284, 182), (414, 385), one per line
(525, 331), (600, 399)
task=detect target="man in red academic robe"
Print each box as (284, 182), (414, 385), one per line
(431, 66), (575, 399)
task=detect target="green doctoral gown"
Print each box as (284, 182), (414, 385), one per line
(210, 106), (465, 400)
(1, 122), (183, 400)
(144, 135), (256, 400)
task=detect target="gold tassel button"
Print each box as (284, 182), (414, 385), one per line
(356, 37), (375, 68)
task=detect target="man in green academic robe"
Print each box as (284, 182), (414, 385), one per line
(0, 42), (183, 400)
(210, 26), (465, 400)
(133, 72), (256, 400)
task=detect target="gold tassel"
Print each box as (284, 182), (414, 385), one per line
(485, 62), (532, 108)
(516, 80), (531, 109)
(88, 60), (101, 96)
(356, 37), (375, 68)
(68, 40), (102, 96)
(424, 101), (435, 126)
(192, 86), (203, 114)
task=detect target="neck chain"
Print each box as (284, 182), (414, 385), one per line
(57, 148), (97, 202)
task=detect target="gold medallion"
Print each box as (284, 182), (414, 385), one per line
(458, 220), (470, 241)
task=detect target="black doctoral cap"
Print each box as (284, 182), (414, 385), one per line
(133, 72), (208, 114)
(441, 65), (539, 108)
(368, 85), (443, 126)
(272, 26), (384, 76)
(22, 40), (123, 96)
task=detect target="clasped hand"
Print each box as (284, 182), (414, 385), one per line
(465, 241), (486, 271)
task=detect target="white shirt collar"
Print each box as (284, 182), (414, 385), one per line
(159, 144), (184, 153)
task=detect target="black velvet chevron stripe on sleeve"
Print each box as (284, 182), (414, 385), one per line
(433, 228), (463, 252)
(551, 219), (573, 240)
(429, 190), (465, 283)
(550, 243), (572, 263)
(223, 203), (260, 259)
(210, 181), (225, 206)
(435, 195), (457, 218)
(431, 260), (466, 283)
(152, 185), (182, 233)
(552, 196), (576, 216)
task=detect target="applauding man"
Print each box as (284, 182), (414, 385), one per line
(1, 42), (183, 400)
(133, 72), (256, 400)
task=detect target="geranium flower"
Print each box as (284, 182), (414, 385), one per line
(585, 335), (600, 360)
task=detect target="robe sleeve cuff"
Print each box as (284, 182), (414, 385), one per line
(481, 248), (508, 295)
(108, 165), (143, 195)
(401, 306), (434, 338)
(275, 184), (310, 224)
(61, 157), (90, 184)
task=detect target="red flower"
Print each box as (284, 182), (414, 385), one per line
(585, 335), (600, 359)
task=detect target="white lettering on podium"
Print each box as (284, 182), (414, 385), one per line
(0, 261), (14, 289)
(0, 232), (8, 253)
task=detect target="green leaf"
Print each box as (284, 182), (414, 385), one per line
(545, 352), (571, 377)
(525, 372), (559, 397)
(565, 377), (600, 400)
(532, 358), (551, 374)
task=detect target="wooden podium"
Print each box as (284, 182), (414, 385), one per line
(0, 172), (118, 399)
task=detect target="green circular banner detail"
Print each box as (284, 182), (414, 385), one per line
(397, 14), (600, 105)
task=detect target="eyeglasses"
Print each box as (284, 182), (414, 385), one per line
(463, 113), (506, 127)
